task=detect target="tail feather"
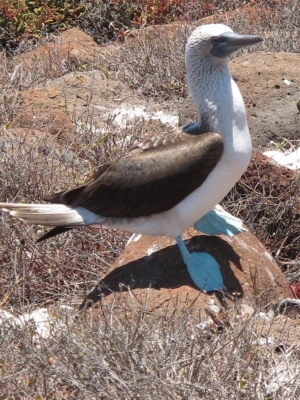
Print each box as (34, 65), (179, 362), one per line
(36, 226), (73, 242)
(0, 203), (84, 226)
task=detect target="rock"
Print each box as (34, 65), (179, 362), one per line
(12, 70), (179, 143)
(244, 150), (296, 191)
(79, 149), (298, 319)
(233, 150), (300, 271)
(2, 127), (59, 157)
(80, 225), (291, 316)
(11, 108), (75, 141)
(230, 52), (300, 149)
(13, 28), (114, 77)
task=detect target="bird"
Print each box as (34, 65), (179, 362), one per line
(0, 24), (262, 292)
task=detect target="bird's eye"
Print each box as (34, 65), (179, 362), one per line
(212, 37), (219, 45)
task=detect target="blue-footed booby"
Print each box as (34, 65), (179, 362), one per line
(0, 24), (262, 292)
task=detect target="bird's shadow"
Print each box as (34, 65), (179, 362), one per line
(80, 235), (244, 309)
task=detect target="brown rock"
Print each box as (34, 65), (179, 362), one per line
(11, 108), (75, 141)
(12, 70), (178, 144)
(81, 225), (291, 316)
(244, 150), (296, 191)
(230, 52), (300, 148)
(13, 28), (113, 77)
(10, 72), (131, 142)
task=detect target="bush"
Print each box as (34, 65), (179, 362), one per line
(77, 0), (137, 44)
(0, 0), (86, 51)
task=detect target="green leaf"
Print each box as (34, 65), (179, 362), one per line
(17, 20), (24, 31)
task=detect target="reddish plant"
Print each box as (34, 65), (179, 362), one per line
(289, 282), (300, 299)
(0, 0), (85, 48)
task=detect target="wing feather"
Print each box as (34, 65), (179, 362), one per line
(46, 132), (224, 219)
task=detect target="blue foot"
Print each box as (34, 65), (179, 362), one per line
(194, 207), (246, 237)
(176, 236), (226, 292)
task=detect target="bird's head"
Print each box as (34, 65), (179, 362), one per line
(185, 24), (262, 135)
(186, 24), (262, 62)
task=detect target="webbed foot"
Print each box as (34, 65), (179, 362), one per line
(195, 206), (246, 237)
(176, 236), (226, 292)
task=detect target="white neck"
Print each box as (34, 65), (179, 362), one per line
(185, 54), (251, 154)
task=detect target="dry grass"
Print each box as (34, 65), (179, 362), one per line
(0, 120), (136, 309)
(0, 1), (300, 398)
(1, 300), (300, 399)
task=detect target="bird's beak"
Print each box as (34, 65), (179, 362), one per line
(210, 32), (263, 58)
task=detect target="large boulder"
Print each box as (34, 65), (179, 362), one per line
(80, 224), (291, 316)
(10, 107), (75, 141)
(10, 70), (179, 143)
(14, 27), (114, 76)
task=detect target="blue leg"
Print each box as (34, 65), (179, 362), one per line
(176, 236), (226, 292)
(194, 207), (246, 237)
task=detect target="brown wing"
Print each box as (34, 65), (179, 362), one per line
(45, 132), (224, 219)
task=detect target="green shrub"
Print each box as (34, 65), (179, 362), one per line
(0, 0), (86, 50)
